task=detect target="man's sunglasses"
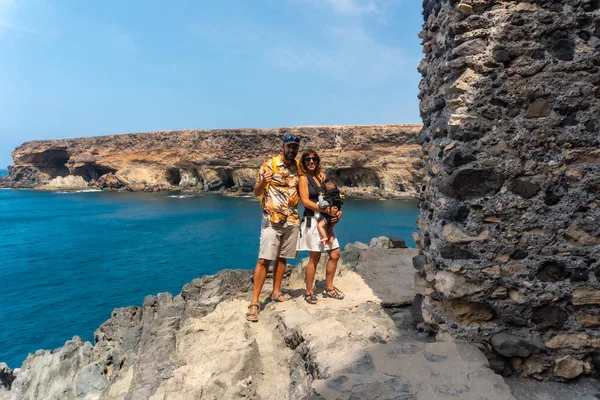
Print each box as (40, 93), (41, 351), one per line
(283, 134), (301, 144)
(304, 156), (319, 163)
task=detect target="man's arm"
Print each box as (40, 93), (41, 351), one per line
(254, 164), (273, 197)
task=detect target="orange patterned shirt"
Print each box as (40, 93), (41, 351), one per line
(257, 155), (300, 225)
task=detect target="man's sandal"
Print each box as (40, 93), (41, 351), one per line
(304, 292), (318, 304)
(271, 292), (290, 303)
(246, 303), (260, 322)
(323, 286), (345, 300)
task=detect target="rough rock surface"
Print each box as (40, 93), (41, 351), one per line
(0, 125), (423, 199)
(414, 0), (600, 380)
(1, 243), (523, 400)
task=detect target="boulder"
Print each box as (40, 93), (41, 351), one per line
(491, 333), (545, 358)
(554, 356), (584, 379)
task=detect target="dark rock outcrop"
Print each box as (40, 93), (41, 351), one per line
(414, 0), (600, 381)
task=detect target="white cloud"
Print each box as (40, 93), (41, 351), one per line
(106, 26), (139, 54)
(0, 0), (41, 35)
(325, 0), (379, 15)
(0, 20), (39, 34)
(265, 25), (408, 83)
(293, 0), (381, 16)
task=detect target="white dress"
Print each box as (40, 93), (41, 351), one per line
(296, 211), (340, 252)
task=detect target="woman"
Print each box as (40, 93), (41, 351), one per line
(297, 149), (345, 304)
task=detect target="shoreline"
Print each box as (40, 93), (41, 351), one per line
(0, 184), (419, 201)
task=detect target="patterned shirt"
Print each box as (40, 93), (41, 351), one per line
(257, 154), (300, 226)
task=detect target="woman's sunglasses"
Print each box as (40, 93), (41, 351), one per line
(304, 156), (319, 163)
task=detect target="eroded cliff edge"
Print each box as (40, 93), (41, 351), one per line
(1, 124), (423, 199)
(0, 240), (519, 400)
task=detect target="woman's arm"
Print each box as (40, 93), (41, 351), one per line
(299, 176), (331, 214)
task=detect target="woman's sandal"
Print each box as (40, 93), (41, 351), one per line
(246, 303), (260, 322)
(271, 292), (290, 303)
(304, 292), (318, 305)
(322, 286), (345, 300)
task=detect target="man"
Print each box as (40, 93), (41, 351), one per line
(246, 134), (302, 322)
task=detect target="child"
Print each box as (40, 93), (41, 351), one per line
(316, 181), (344, 244)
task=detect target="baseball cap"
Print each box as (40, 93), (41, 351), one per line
(282, 134), (301, 145)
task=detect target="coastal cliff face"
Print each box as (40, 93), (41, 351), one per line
(1, 125), (423, 199)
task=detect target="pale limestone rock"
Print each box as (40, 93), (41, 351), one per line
(578, 312), (600, 328)
(554, 356), (583, 379)
(492, 287), (508, 299)
(443, 299), (495, 324)
(537, 292), (555, 302)
(509, 290), (526, 304)
(434, 271), (483, 298)
(484, 215), (501, 223)
(447, 68), (480, 94)
(516, 2), (538, 12)
(566, 168), (583, 181)
(457, 3), (475, 14)
(545, 334), (589, 350)
(565, 148), (600, 165)
(521, 355), (545, 377)
(442, 224), (490, 243)
(564, 227), (600, 246)
(484, 262), (526, 277)
(572, 286), (600, 305)
(42, 175), (89, 190)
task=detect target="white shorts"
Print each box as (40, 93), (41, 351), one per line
(297, 216), (340, 253)
(258, 217), (299, 260)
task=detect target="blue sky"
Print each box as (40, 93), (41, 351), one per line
(0, 0), (423, 168)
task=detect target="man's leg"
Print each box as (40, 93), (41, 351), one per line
(249, 219), (278, 316)
(251, 258), (271, 304)
(271, 224), (299, 300)
(272, 257), (286, 297)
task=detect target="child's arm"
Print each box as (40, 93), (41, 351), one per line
(317, 194), (330, 208)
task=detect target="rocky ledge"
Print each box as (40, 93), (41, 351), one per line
(3, 237), (596, 400)
(0, 124), (423, 199)
(0, 238), (504, 400)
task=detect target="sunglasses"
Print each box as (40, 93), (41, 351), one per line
(283, 134), (301, 144)
(304, 156), (319, 163)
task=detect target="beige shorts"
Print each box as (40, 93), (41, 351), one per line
(258, 217), (299, 260)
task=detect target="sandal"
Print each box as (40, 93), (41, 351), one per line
(304, 292), (318, 305)
(323, 286), (345, 300)
(271, 292), (290, 303)
(246, 303), (260, 322)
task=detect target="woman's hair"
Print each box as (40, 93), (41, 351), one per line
(299, 149), (321, 176)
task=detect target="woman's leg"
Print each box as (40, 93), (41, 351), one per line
(305, 251), (321, 295)
(324, 248), (341, 291)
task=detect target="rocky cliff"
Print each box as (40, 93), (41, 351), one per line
(1, 125), (423, 199)
(0, 240), (522, 400)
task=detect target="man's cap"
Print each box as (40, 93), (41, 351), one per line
(282, 134), (301, 145)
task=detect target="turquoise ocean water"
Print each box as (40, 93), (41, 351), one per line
(0, 186), (418, 368)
